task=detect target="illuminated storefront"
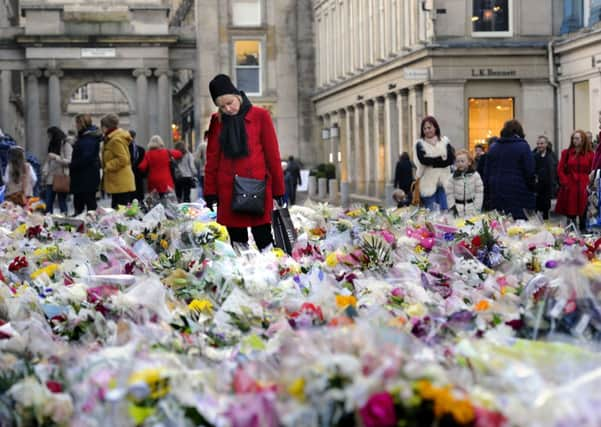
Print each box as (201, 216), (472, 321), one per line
(468, 98), (514, 151)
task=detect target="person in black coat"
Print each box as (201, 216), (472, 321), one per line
(285, 155), (302, 205)
(70, 114), (102, 215)
(484, 120), (535, 220)
(128, 130), (146, 204)
(394, 152), (415, 203)
(533, 135), (557, 219)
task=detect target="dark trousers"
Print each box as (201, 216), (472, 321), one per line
(111, 192), (132, 209)
(44, 185), (68, 214)
(73, 192), (97, 215)
(227, 223), (273, 250)
(175, 177), (194, 203)
(535, 194), (551, 220)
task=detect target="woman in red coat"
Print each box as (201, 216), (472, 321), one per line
(138, 135), (182, 195)
(204, 74), (285, 251)
(555, 130), (594, 232)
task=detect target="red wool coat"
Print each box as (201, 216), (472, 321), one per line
(138, 148), (182, 194)
(555, 148), (594, 216)
(204, 106), (285, 227)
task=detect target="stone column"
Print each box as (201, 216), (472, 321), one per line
(354, 102), (365, 193)
(364, 100), (374, 196)
(397, 89), (410, 156)
(192, 70), (201, 145)
(409, 85), (424, 146)
(337, 109), (348, 182)
(133, 68), (151, 147)
(385, 92), (399, 183)
(344, 106), (355, 189)
(45, 69), (63, 128)
(24, 69), (42, 156)
(374, 97), (386, 198)
(155, 68), (173, 146)
(0, 70), (11, 134)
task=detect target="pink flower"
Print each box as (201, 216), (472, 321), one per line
(359, 392), (397, 427)
(475, 406), (508, 427)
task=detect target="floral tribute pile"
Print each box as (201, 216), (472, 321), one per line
(1, 199), (601, 427)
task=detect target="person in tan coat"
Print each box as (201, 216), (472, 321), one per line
(100, 113), (135, 209)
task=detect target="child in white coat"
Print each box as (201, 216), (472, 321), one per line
(445, 149), (483, 217)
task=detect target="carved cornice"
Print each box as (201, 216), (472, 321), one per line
(23, 69), (42, 79)
(44, 69), (64, 78)
(154, 68), (173, 78)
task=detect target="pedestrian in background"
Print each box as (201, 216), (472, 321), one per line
(128, 129), (146, 204)
(174, 141), (197, 202)
(138, 135), (182, 197)
(444, 149), (483, 217)
(70, 113), (101, 215)
(194, 131), (208, 199)
(484, 120), (535, 220)
(532, 135), (557, 220)
(592, 112), (601, 170)
(42, 126), (72, 214)
(413, 116), (455, 210)
(393, 152), (415, 204)
(3, 146), (37, 206)
(100, 113), (135, 209)
(204, 74), (285, 252)
(285, 155), (302, 205)
(555, 130), (594, 232)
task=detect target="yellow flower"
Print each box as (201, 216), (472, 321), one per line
(272, 247), (286, 258)
(13, 224), (27, 237)
(405, 303), (426, 317)
(507, 226), (524, 237)
(325, 252), (339, 268)
(347, 209), (362, 217)
(192, 221), (207, 234)
(582, 260), (601, 279)
(135, 233), (144, 240)
(30, 263), (59, 280)
(149, 233), (158, 241)
(335, 294), (357, 309)
(128, 368), (169, 400)
(288, 377), (305, 401)
(368, 205), (379, 212)
(188, 299), (213, 314)
(160, 239), (169, 249)
(414, 245), (424, 254)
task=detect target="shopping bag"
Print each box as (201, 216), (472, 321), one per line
(272, 205), (297, 254)
(52, 173), (70, 193)
(411, 178), (421, 206)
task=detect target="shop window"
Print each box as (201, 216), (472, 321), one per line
(232, 0), (261, 27)
(234, 40), (262, 95)
(472, 0), (512, 37)
(71, 85), (89, 103)
(468, 97), (514, 152)
(589, 0), (601, 26)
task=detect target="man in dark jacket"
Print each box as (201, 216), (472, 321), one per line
(128, 130), (146, 204)
(394, 152), (415, 202)
(484, 121), (535, 220)
(70, 114), (102, 215)
(285, 155), (302, 205)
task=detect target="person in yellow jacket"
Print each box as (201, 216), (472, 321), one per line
(100, 113), (135, 209)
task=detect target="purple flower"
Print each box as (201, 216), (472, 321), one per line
(443, 232), (455, 241)
(359, 392), (397, 427)
(545, 260), (558, 269)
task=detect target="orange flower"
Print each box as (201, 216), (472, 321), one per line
(474, 300), (490, 311)
(335, 294), (357, 309)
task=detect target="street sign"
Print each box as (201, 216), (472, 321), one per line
(403, 68), (429, 80)
(81, 48), (116, 58)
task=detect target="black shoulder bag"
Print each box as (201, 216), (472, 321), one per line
(231, 174), (266, 215)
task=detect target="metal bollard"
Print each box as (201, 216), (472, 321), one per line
(318, 177), (328, 199)
(340, 181), (350, 208)
(308, 175), (317, 198)
(328, 179), (338, 203)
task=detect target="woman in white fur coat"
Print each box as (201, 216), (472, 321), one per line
(444, 149), (484, 217)
(413, 116), (455, 210)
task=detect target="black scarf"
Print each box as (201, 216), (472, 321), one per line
(219, 92), (252, 159)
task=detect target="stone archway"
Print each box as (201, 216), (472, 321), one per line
(60, 78), (134, 134)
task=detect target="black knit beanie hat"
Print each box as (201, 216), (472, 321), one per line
(209, 74), (240, 105)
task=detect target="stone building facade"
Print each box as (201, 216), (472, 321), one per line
(313, 0), (563, 201)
